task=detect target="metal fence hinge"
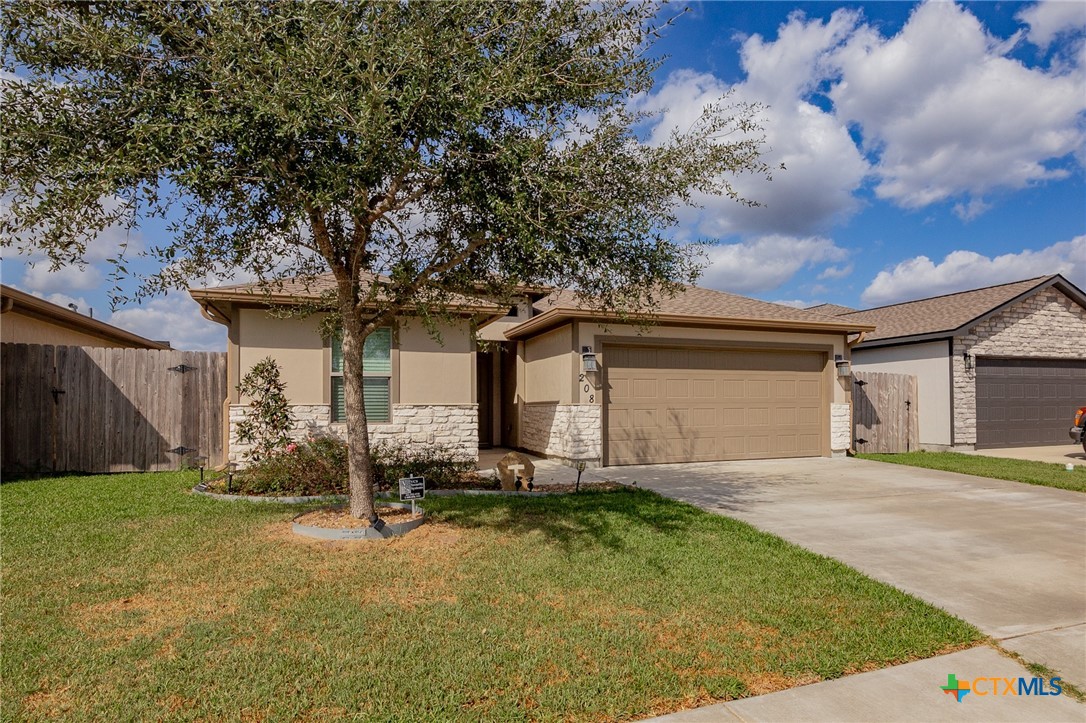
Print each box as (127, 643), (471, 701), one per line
(168, 364), (197, 374)
(854, 379), (867, 387)
(168, 446), (197, 455)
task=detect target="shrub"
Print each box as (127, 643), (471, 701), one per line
(370, 441), (486, 491)
(235, 358), (293, 462)
(223, 437), (486, 496)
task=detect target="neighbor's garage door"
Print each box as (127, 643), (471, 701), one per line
(604, 345), (826, 465)
(976, 358), (1086, 448)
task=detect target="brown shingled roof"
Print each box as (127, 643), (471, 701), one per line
(509, 285), (875, 338)
(189, 273), (505, 315)
(806, 303), (857, 316)
(841, 275), (1074, 343)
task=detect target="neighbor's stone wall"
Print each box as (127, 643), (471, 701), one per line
(521, 403), (602, 466)
(830, 402), (851, 455)
(228, 403), (478, 465)
(952, 289), (1086, 446)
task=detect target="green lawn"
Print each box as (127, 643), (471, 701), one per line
(858, 452), (1086, 493)
(2, 472), (980, 721)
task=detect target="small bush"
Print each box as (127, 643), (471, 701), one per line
(219, 437), (487, 496)
(371, 440), (489, 491)
(235, 358), (294, 462)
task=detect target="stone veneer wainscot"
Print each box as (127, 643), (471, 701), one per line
(830, 402), (851, 455)
(951, 288), (1086, 447)
(228, 403), (478, 465)
(521, 403), (602, 466)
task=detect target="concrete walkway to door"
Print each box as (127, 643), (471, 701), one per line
(584, 457), (1086, 695)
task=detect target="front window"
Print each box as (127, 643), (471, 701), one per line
(331, 327), (392, 423)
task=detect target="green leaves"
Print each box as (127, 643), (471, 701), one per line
(3, 0), (771, 322)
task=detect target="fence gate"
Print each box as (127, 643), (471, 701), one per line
(1, 344), (227, 477)
(852, 371), (919, 454)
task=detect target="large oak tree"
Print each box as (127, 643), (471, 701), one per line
(2, 1), (772, 519)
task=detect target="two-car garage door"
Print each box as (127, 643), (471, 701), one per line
(605, 345), (827, 465)
(976, 358), (1086, 448)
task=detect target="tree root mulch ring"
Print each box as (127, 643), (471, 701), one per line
(295, 505), (422, 530)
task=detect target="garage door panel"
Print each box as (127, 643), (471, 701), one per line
(665, 408), (690, 429)
(606, 345), (826, 465)
(746, 380), (770, 399)
(976, 358), (1086, 449)
(798, 406), (821, 426)
(666, 378), (690, 397)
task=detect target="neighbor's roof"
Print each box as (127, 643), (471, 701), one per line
(188, 273), (506, 316)
(505, 285), (875, 339)
(841, 274), (1086, 345)
(0, 284), (170, 349)
(805, 303), (857, 316)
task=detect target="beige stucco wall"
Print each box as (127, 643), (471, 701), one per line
(852, 340), (953, 447)
(397, 320), (474, 405)
(1, 311), (144, 348)
(524, 324), (574, 404)
(237, 309), (326, 405)
(477, 300), (533, 342)
(235, 309), (474, 406)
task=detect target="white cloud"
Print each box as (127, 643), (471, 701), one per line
(698, 234), (849, 293)
(831, 1), (1086, 209)
(952, 198), (992, 222)
(771, 298), (817, 309)
(43, 292), (92, 313)
(861, 235), (1086, 306)
(818, 263), (853, 280)
(640, 22), (869, 237)
(109, 293), (227, 351)
(1017, 1), (1086, 49)
(20, 261), (102, 292)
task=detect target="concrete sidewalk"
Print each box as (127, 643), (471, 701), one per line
(647, 647), (1083, 722)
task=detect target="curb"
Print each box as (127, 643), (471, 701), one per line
(191, 484), (347, 504)
(292, 502), (426, 540)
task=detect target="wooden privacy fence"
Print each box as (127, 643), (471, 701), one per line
(852, 370), (919, 454)
(1, 344), (227, 477)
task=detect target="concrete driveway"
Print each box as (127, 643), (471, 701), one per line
(584, 457), (1086, 690)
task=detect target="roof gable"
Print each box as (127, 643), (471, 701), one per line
(845, 274), (1086, 345)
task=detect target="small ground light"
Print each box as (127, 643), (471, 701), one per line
(196, 456), (208, 484)
(226, 462), (237, 493)
(1067, 464), (1075, 472)
(575, 460), (587, 493)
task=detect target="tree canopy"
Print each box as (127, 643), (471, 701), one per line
(2, 0), (773, 517)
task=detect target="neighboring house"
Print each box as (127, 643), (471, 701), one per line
(0, 284), (170, 349)
(830, 275), (1086, 450)
(190, 276), (874, 466)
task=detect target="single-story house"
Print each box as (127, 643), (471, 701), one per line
(822, 275), (1086, 450)
(190, 276), (874, 466)
(0, 284), (170, 349)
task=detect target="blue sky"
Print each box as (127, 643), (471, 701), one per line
(4, 0), (1085, 349)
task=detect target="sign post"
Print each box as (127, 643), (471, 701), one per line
(398, 476), (425, 515)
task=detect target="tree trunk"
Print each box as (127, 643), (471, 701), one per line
(340, 311), (378, 519)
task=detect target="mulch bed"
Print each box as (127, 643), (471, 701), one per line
(294, 505), (422, 529)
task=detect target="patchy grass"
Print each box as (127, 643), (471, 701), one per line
(858, 452), (1086, 493)
(2, 472), (981, 721)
